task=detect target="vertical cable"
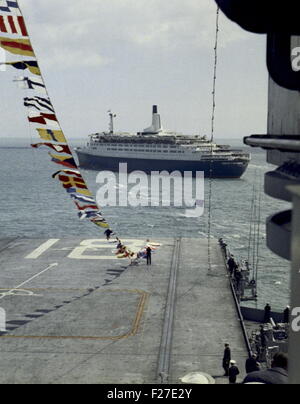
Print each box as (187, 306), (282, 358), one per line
(252, 185), (258, 276)
(247, 185), (256, 265)
(255, 177), (262, 289)
(208, 6), (220, 272)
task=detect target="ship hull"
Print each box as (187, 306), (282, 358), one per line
(76, 150), (249, 178)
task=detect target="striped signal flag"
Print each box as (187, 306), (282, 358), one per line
(24, 96), (54, 113)
(0, 15), (27, 36)
(0, 36), (34, 56)
(49, 154), (78, 170)
(31, 143), (72, 155)
(28, 112), (59, 127)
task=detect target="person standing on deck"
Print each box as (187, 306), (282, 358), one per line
(104, 229), (113, 241)
(227, 255), (237, 277)
(245, 354), (260, 374)
(264, 304), (272, 323)
(146, 246), (152, 266)
(243, 353), (288, 384)
(223, 343), (231, 376)
(283, 306), (290, 324)
(229, 360), (240, 384)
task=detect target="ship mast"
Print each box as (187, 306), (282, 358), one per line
(108, 110), (116, 134)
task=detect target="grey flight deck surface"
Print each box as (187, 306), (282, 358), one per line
(0, 237), (248, 384)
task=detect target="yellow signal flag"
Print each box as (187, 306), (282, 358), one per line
(92, 220), (109, 229)
(75, 188), (93, 197)
(0, 36), (35, 57)
(2, 61), (41, 75)
(37, 129), (67, 144)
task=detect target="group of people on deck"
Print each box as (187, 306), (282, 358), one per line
(222, 300), (290, 384)
(222, 343), (288, 384)
(104, 229), (153, 265)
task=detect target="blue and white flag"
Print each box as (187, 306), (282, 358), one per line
(14, 76), (46, 92)
(78, 210), (103, 220)
(24, 96), (54, 113)
(66, 187), (77, 194)
(0, 1), (19, 13)
(70, 194), (96, 204)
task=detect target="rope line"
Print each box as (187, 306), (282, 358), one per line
(254, 176), (262, 287)
(247, 184), (256, 265)
(207, 6), (220, 272)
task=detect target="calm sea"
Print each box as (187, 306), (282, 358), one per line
(0, 139), (291, 311)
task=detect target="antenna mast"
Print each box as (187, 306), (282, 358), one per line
(108, 110), (116, 134)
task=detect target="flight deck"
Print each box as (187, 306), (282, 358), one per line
(0, 237), (248, 384)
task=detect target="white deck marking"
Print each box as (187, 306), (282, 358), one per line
(0, 289), (42, 298)
(0, 263), (58, 301)
(68, 239), (145, 260)
(24, 239), (149, 260)
(25, 239), (60, 259)
(0, 308), (6, 331)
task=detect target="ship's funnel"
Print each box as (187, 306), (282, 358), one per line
(143, 105), (163, 134)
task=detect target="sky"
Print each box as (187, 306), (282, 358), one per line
(0, 0), (269, 142)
